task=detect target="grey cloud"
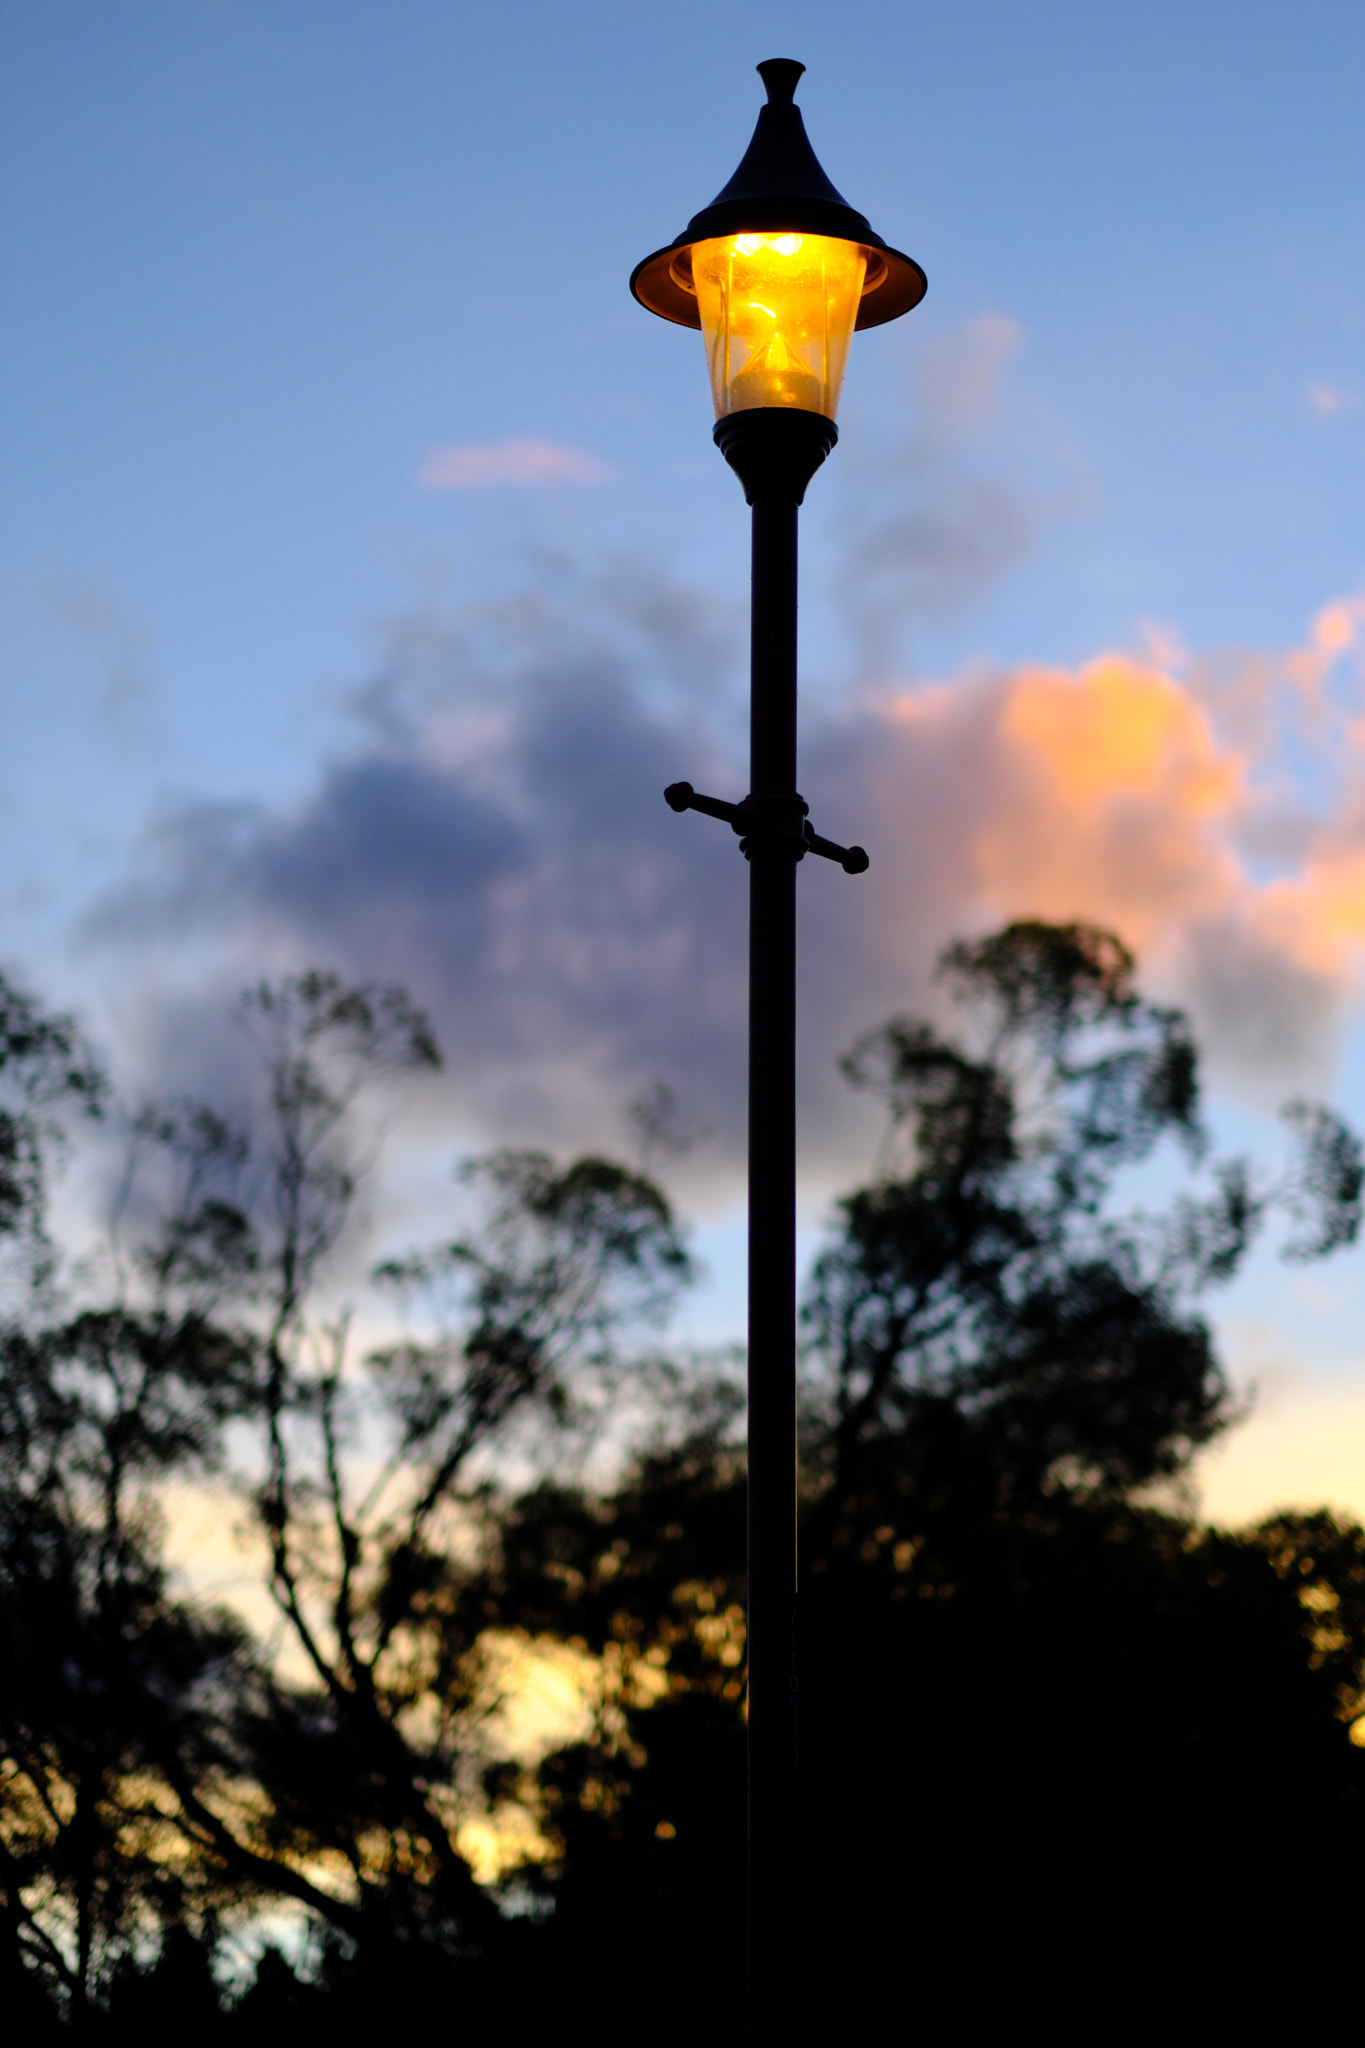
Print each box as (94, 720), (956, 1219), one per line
(259, 757), (528, 943)
(830, 316), (1038, 675)
(91, 630), (760, 1174)
(844, 475), (1031, 648)
(1175, 916), (1344, 1097)
(87, 632), (1032, 1200)
(345, 555), (743, 752)
(30, 572), (154, 720)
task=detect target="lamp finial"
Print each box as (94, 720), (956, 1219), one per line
(757, 58), (804, 104)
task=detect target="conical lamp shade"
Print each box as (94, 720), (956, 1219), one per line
(630, 60), (926, 334)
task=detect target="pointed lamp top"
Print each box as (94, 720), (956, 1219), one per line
(631, 60), (926, 331)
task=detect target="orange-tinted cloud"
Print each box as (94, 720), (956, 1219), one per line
(813, 600), (1365, 1100)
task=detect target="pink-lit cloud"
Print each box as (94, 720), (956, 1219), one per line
(418, 438), (616, 489)
(1306, 382), (1360, 417)
(824, 594), (1365, 1097)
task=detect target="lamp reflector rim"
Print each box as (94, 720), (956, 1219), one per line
(629, 235), (927, 332)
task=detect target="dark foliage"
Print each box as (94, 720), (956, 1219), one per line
(481, 925), (1365, 2034)
(2, 932), (1365, 2034)
(0, 975), (103, 1254)
(804, 921), (1359, 1500)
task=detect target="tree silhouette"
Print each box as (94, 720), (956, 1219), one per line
(0, 969), (693, 2016)
(3, 929), (1365, 2032)
(495, 924), (1365, 2035)
(0, 978), (258, 2022)
(805, 920), (1359, 1503)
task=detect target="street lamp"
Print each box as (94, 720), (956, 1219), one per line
(631, 57), (925, 2039)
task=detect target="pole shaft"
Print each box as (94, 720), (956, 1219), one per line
(747, 490), (799, 2042)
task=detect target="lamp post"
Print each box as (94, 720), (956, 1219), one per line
(630, 59), (925, 2038)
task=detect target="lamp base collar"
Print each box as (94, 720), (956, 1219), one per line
(713, 408), (838, 504)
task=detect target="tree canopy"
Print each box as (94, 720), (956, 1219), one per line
(1, 925), (1363, 2036)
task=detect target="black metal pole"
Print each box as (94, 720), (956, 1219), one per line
(715, 408), (838, 2046)
(665, 408), (849, 2045)
(745, 485), (800, 2039)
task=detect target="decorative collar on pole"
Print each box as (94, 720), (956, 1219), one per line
(630, 59), (926, 332)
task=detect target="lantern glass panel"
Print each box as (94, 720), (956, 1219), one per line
(688, 232), (868, 421)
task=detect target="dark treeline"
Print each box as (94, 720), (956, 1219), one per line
(2, 924), (1364, 2036)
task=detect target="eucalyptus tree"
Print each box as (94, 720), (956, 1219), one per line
(1, 967), (693, 2012)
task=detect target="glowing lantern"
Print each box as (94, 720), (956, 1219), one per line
(689, 230), (867, 419)
(631, 60), (925, 426)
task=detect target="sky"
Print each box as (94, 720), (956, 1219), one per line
(4, 0), (1365, 1525)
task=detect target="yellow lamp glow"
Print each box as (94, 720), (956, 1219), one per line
(630, 56), (926, 475)
(687, 232), (868, 422)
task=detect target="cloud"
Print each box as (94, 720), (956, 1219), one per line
(915, 312), (1023, 431)
(73, 326), (1365, 1194)
(802, 648), (1347, 1102)
(29, 572), (153, 718)
(1306, 382), (1360, 418)
(833, 315), (1038, 675)
(86, 552), (1365, 1203)
(418, 438), (616, 489)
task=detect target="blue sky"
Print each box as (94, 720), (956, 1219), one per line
(4, 0), (1365, 1520)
